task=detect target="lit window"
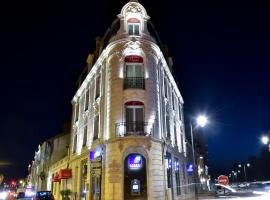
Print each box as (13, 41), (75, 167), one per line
(125, 101), (144, 134)
(124, 56), (144, 89)
(127, 18), (140, 36)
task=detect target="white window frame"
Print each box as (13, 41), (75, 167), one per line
(128, 22), (140, 36)
(125, 63), (143, 78)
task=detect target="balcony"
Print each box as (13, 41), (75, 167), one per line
(115, 122), (153, 137)
(123, 77), (145, 89)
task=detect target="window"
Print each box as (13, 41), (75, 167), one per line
(174, 122), (178, 147)
(172, 93), (175, 110)
(179, 104), (182, 121)
(93, 115), (99, 140)
(75, 99), (79, 122)
(164, 78), (168, 98)
(182, 163), (187, 194)
(124, 56), (144, 89)
(83, 125), (87, 147)
(175, 158), (181, 195)
(95, 75), (101, 100)
(73, 134), (77, 153)
(125, 101), (144, 134)
(181, 133), (184, 153)
(166, 115), (171, 139)
(128, 18), (140, 36)
(85, 89), (89, 111)
(166, 152), (172, 188)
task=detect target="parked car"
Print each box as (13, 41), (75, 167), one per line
(249, 182), (270, 195)
(34, 192), (54, 200)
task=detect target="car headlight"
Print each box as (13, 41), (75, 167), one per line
(0, 192), (8, 199)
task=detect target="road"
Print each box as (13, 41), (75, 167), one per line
(199, 193), (270, 200)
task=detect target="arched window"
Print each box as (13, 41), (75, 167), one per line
(127, 18), (140, 36)
(124, 55), (145, 89)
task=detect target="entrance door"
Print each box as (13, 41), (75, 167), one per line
(90, 160), (102, 200)
(90, 175), (101, 200)
(124, 154), (147, 200)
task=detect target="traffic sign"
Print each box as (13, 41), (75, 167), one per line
(218, 175), (229, 186)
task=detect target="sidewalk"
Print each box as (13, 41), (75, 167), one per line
(198, 192), (216, 200)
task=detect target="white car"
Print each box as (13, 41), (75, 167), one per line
(214, 184), (236, 196)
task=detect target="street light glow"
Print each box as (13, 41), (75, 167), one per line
(196, 115), (208, 127)
(261, 136), (269, 145)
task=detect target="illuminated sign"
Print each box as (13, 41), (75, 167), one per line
(128, 154), (143, 170)
(89, 147), (102, 161)
(186, 164), (194, 174)
(132, 184), (139, 190)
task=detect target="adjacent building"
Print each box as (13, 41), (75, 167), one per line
(28, 125), (70, 191)
(47, 1), (197, 200)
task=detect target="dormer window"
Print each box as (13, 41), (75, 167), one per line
(127, 18), (140, 36)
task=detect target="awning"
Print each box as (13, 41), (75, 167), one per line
(125, 55), (143, 63)
(127, 18), (140, 23)
(59, 169), (72, 179)
(53, 174), (60, 182)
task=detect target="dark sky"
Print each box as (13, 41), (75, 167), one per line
(0, 0), (270, 179)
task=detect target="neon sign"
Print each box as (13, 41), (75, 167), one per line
(128, 154), (143, 170)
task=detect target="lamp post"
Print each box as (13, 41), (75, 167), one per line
(190, 115), (208, 200)
(238, 163), (250, 182)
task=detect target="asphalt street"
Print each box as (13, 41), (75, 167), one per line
(199, 194), (270, 200)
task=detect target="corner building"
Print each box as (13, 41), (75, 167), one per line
(68, 1), (194, 200)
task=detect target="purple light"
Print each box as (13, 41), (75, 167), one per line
(128, 154), (143, 170)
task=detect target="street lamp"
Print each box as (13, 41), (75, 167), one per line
(261, 136), (270, 152)
(261, 136), (269, 145)
(238, 163), (250, 182)
(190, 115), (208, 199)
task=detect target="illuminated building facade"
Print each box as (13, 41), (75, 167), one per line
(52, 1), (195, 200)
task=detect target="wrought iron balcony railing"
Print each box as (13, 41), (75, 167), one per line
(115, 121), (153, 137)
(123, 77), (145, 89)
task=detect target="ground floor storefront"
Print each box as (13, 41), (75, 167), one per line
(49, 137), (196, 200)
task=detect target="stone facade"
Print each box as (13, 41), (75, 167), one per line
(49, 1), (196, 200)
(28, 130), (70, 191)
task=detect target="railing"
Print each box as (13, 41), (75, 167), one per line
(115, 122), (154, 137)
(123, 77), (145, 89)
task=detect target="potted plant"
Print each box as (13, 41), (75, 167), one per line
(60, 189), (71, 200)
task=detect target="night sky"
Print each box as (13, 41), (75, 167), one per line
(0, 0), (270, 180)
